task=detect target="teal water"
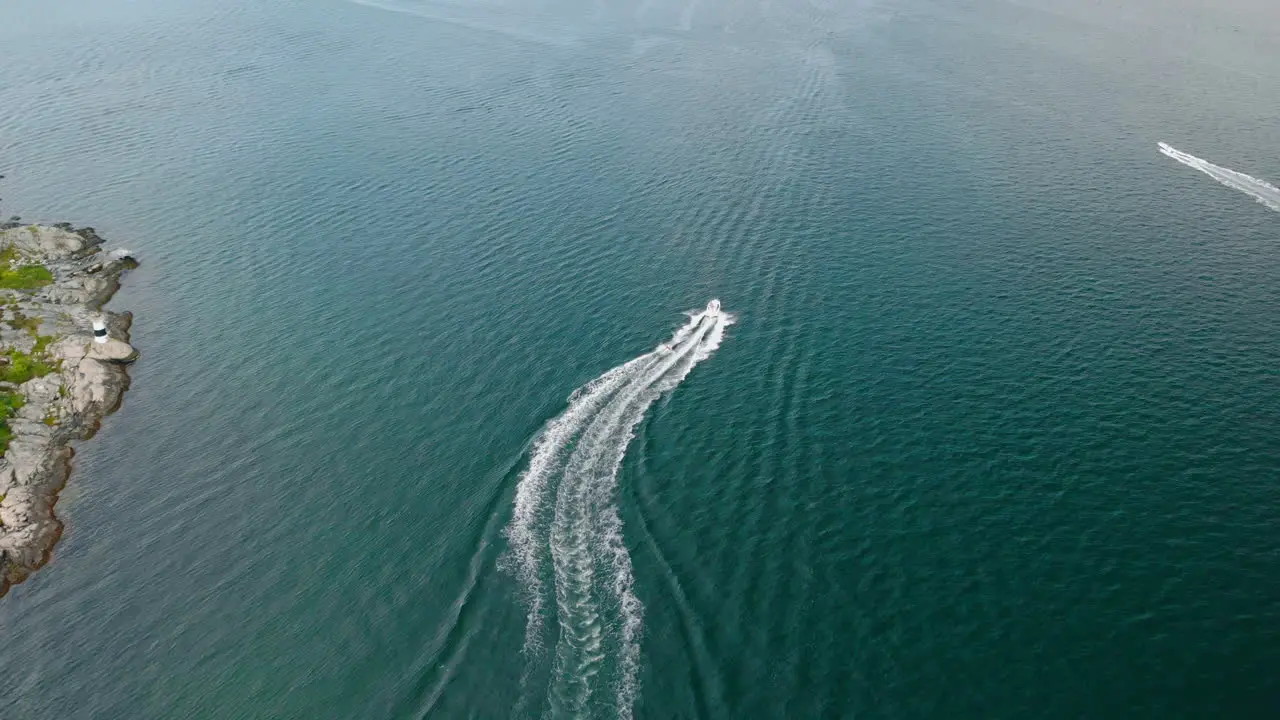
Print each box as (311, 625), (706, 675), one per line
(1, 0), (1279, 717)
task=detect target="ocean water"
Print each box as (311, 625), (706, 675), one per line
(1, 0), (1278, 717)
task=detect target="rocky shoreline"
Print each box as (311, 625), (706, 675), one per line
(0, 223), (138, 597)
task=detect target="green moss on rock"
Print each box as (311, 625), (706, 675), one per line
(0, 264), (53, 290)
(2, 349), (54, 385)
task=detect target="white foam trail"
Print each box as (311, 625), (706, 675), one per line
(505, 301), (731, 719)
(549, 302), (732, 719)
(548, 334), (711, 713)
(1159, 142), (1280, 213)
(592, 312), (730, 719)
(503, 354), (655, 652)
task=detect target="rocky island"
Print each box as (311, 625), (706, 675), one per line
(0, 222), (138, 597)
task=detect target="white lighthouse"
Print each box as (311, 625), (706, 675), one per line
(92, 318), (108, 344)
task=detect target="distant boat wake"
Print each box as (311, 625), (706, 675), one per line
(504, 300), (732, 719)
(346, 0), (582, 47)
(1158, 142), (1280, 213)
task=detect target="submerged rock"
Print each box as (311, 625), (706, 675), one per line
(0, 223), (138, 597)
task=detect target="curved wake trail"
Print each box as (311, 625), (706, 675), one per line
(1159, 142), (1280, 213)
(504, 301), (732, 719)
(505, 355), (657, 652)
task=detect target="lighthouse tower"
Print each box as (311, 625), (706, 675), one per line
(87, 316), (138, 362)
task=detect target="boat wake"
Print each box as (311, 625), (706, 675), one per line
(346, 0), (583, 48)
(503, 300), (732, 719)
(1158, 142), (1280, 213)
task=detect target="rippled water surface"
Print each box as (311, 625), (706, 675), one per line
(1, 0), (1278, 717)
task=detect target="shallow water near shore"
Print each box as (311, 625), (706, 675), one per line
(1, 0), (1279, 717)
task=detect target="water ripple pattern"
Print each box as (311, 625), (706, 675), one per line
(505, 300), (732, 719)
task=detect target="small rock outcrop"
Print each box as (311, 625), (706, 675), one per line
(0, 224), (138, 596)
(88, 338), (139, 363)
